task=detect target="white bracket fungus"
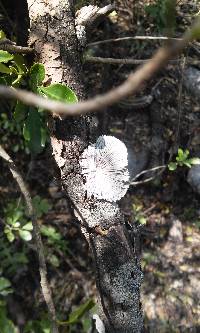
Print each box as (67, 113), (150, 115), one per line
(80, 135), (130, 202)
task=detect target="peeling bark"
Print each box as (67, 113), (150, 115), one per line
(27, 1), (143, 332)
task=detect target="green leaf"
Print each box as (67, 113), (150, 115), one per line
(13, 54), (27, 75)
(32, 196), (52, 218)
(40, 83), (78, 103)
(0, 30), (6, 40)
(183, 149), (190, 159)
(23, 108), (43, 155)
(41, 127), (49, 147)
(41, 225), (61, 242)
(168, 162), (177, 171)
(22, 222), (33, 231)
(12, 210), (23, 224)
(177, 148), (184, 158)
(183, 161), (192, 168)
(29, 63), (45, 91)
(138, 216), (147, 225)
(176, 148), (190, 163)
(0, 50), (13, 63)
(13, 222), (20, 228)
(0, 63), (12, 74)
(6, 230), (15, 242)
(19, 230), (32, 241)
(24, 317), (51, 333)
(0, 305), (17, 333)
(68, 299), (95, 324)
(40, 199), (51, 214)
(48, 254), (60, 267)
(0, 277), (11, 292)
(14, 101), (28, 122)
(0, 277), (13, 296)
(189, 157), (200, 165)
(59, 299), (95, 325)
(23, 122), (30, 141)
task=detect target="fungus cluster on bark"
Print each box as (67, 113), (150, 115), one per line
(80, 135), (130, 202)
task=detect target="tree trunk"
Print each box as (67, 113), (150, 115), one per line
(27, 1), (143, 332)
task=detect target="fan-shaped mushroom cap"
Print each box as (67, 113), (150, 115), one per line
(80, 135), (130, 202)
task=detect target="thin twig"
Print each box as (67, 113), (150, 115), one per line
(0, 38), (34, 54)
(85, 56), (199, 66)
(131, 175), (160, 186)
(118, 94), (153, 109)
(86, 56), (150, 65)
(0, 145), (59, 333)
(130, 165), (166, 185)
(87, 35), (182, 47)
(143, 203), (157, 215)
(0, 17), (199, 116)
(76, 4), (115, 27)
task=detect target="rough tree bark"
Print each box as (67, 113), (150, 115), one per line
(27, 1), (143, 332)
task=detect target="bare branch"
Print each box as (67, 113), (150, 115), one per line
(0, 17), (199, 116)
(118, 95), (153, 109)
(0, 145), (59, 333)
(130, 165), (166, 185)
(85, 55), (179, 65)
(76, 4), (115, 27)
(0, 38), (34, 54)
(85, 56), (199, 66)
(88, 35), (182, 47)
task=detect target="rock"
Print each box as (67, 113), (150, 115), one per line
(127, 147), (149, 180)
(183, 67), (200, 102)
(187, 165), (200, 195)
(168, 219), (183, 244)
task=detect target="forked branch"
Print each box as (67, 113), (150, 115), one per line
(0, 16), (199, 116)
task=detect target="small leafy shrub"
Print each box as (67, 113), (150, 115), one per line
(132, 198), (147, 225)
(0, 237), (29, 276)
(168, 148), (200, 171)
(0, 29), (88, 333)
(3, 201), (33, 242)
(32, 195), (52, 218)
(3, 196), (52, 243)
(41, 225), (69, 267)
(0, 301), (18, 333)
(23, 299), (95, 333)
(0, 275), (13, 296)
(0, 31), (78, 156)
(0, 112), (29, 153)
(58, 298), (95, 332)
